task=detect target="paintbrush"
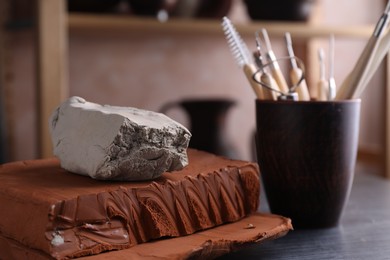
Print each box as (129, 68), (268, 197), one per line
(221, 17), (264, 99)
(336, 0), (390, 100)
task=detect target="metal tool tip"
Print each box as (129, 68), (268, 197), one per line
(254, 32), (261, 44)
(285, 32), (292, 45)
(261, 29), (272, 50)
(318, 48), (325, 60)
(262, 29), (270, 40)
(254, 30), (261, 41)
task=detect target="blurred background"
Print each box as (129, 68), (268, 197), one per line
(0, 0), (387, 176)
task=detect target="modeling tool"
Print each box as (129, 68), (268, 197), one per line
(285, 32), (310, 100)
(317, 48), (329, 101)
(362, 27), (390, 88)
(328, 35), (336, 100)
(261, 29), (290, 94)
(253, 34), (278, 100)
(336, 0), (390, 100)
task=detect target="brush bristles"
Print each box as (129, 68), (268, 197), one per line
(221, 17), (251, 68)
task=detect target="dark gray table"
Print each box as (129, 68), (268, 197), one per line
(219, 164), (390, 259)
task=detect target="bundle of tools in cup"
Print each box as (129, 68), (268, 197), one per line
(222, 0), (390, 101)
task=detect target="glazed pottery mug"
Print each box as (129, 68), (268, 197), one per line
(255, 99), (361, 228)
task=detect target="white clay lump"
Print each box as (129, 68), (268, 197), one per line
(49, 96), (191, 181)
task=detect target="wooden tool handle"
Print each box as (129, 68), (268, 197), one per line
(317, 79), (329, 101)
(336, 36), (378, 100)
(243, 64), (264, 99)
(271, 68), (289, 94)
(261, 73), (278, 100)
(290, 68), (310, 101)
(362, 28), (390, 88)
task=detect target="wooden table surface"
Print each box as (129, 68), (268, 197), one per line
(219, 164), (390, 259)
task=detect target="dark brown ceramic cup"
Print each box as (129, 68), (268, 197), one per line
(255, 99), (361, 229)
